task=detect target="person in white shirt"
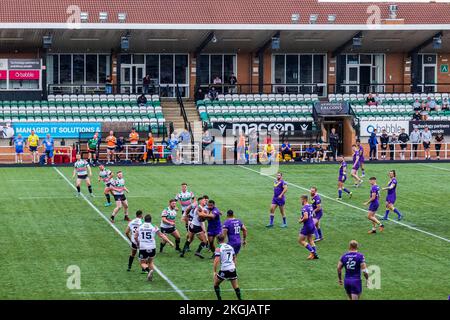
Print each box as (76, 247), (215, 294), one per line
(421, 126), (432, 160)
(409, 127), (421, 160)
(135, 214), (174, 281)
(125, 210), (143, 272)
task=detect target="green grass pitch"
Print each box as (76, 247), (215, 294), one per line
(1, 163), (449, 300)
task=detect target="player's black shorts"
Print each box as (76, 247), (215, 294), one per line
(423, 142), (431, 149)
(217, 269), (238, 281)
(105, 182), (111, 188)
(189, 224), (203, 234)
(139, 249), (156, 260)
(113, 194), (127, 201)
(400, 144), (407, 150)
(29, 146), (38, 152)
(131, 242), (138, 250)
(77, 175), (88, 180)
(161, 226), (176, 234)
(88, 149), (96, 154)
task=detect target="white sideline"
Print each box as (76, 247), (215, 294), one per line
(73, 287), (286, 295)
(420, 164), (450, 172)
(238, 165), (450, 244)
(53, 167), (189, 300)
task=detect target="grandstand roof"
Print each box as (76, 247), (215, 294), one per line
(1, 0), (450, 25)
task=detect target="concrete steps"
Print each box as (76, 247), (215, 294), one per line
(161, 100), (200, 131)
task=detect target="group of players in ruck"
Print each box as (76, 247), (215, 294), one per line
(71, 137), (402, 300)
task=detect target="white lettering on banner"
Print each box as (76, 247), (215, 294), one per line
(360, 121), (409, 137)
(231, 123), (295, 135)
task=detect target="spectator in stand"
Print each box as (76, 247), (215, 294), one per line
(195, 88), (205, 102)
(398, 128), (409, 161)
(379, 129), (389, 160)
(442, 98), (449, 110)
(315, 144), (325, 162)
(281, 139), (294, 162)
(208, 87), (218, 101)
(42, 133), (54, 165)
(389, 133), (399, 160)
(329, 128), (339, 161)
(202, 127), (213, 163)
(426, 96), (436, 113)
(145, 132), (156, 164)
(105, 75), (113, 94)
(368, 128), (378, 161)
(434, 132), (444, 160)
(129, 128), (140, 162)
(115, 136), (125, 162)
(143, 75), (151, 94)
(409, 126), (421, 160)
(14, 133), (25, 164)
(412, 98), (421, 111)
(420, 101), (430, 120)
(366, 93), (377, 106)
(412, 110), (421, 121)
(137, 93), (147, 106)
(213, 76), (222, 85)
(262, 141), (276, 163)
(422, 126), (432, 160)
(229, 73), (238, 94)
(305, 144), (316, 162)
(105, 131), (117, 164)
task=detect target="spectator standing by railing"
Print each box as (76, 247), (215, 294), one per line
(229, 73), (238, 94)
(329, 128), (339, 161)
(106, 131), (117, 164)
(389, 133), (398, 160)
(379, 129), (389, 160)
(129, 128), (140, 162)
(434, 133), (444, 160)
(145, 132), (156, 164)
(42, 133), (54, 165)
(14, 133), (25, 164)
(422, 126), (432, 160)
(237, 132), (246, 163)
(105, 75), (113, 94)
(368, 129), (378, 161)
(143, 75), (151, 94)
(115, 136), (125, 162)
(202, 128), (213, 163)
(398, 128), (409, 161)
(409, 127), (421, 160)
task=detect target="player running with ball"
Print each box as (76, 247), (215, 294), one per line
(110, 171), (130, 223)
(98, 165), (113, 207)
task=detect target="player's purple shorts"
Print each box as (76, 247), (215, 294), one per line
(359, 156), (365, 164)
(207, 229), (222, 237)
(352, 164), (359, 171)
(386, 195), (396, 205)
(344, 278), (362, 295)
(300, 225), (316, 236)
(229, 242), (241, 255)
(272, 196), (285, 207)
(314, 211), (323, 221)
(369, 202), (379, 212)
(338, 175), (347, 183)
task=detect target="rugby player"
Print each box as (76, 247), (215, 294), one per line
(356, 139), (366, 177)
(206, 200), (222, 259)
(159, 199), (182, 253)
(125, 210), (143, 272)
(382, 170), (403, 221)
(364, 177), (384, 234)
(110, 171), (130, 223)
(337, 240), (369, 300)
(98, 165), (113, 207)
(310, 187), (324, 242)
(72, 154), (93, 197)
(337, 155), (352, 200)
(175, 183), (195, 230)
(298, 195), (318, 260)
(135, 214), (174, 281)
(351, 145), (363, 187)
(222, 210), (247, 258)
(213, 235), (242, 300)
(266, 172), (288, 228)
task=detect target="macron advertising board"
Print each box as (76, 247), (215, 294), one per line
(12, 122), (102, 138)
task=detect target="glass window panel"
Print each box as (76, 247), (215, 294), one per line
(349, 67), (358, 81)
(360, 54), (371, 64)
(60, 54), (72, 84)
(210, 55), (222, 83)
(423, 54), (436, 65)
(274, 55), (285, 84)
(133, 54), (144, 64)
(198, 55), (210, 85)
(52, 55), (59, 84)
(175, 55), (188, 84)
(223, 55), (235, 83)
(347, 54), (359, 65)
(73, 54), (85, 83)
(98, 55), (109, 83)
(86, 55), (98, 83)
(145, 55), (159, 81)
(313, 55), (324, 83)
(160, 55), (174, 84)
(46, 55), (54, 84)
(300, 55), (312, 83)
(120, 54), (132, 64)
(286, 55), (299, 84)
(424, 66), (435, 84)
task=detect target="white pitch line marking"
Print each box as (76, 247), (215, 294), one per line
(53, 167), (189, 300)
(420, 163), (450, 172)
(238, 165), (450, 244)
(73, 288), (286, 295)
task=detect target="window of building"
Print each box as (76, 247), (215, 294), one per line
(198, 54), (237, 84)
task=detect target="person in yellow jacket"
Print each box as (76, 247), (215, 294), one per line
(27, 130), (40, 164)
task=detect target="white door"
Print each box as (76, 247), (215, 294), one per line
(121, 64), (145, 94)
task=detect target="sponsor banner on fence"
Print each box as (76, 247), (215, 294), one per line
(12, 122), (102, 138)
(314, 101), (350, 116)
(212, 122), (312, 136)
(360, 120), (410, 137)
(9, 70), (40, 80)
(409, 121), (450, 135)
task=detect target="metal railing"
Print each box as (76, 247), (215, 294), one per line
(0, 145), (73, 164)
(375, 142), (449, 160)
(176, 84), (194, 144)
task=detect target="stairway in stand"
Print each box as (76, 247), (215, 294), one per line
(161, 99), (200, 132)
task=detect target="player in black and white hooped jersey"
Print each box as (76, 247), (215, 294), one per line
(213, 234), (242, 300)
(159, 199), (182, 253)
(72, 153), (93, 197)
(135, 214), (174, 281)
(110, 171), (130, 223)
(125, 210), (143, 272)
(175, 182), (195, 231)
(98, 165), (113, 207)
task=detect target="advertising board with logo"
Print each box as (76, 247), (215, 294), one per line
(314, 101), (350, 116)
(212, 122), (312, 136)
(409, 121), (450, 135)
(12, 122), (102, 138)
(360, 120), (409, 137)
(0, 59), (42, 90)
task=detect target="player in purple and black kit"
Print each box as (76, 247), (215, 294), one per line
(364, 177), (384, 234)
(356, 139), (366, 177)
(382, 170), (403, 221)
(310, 187), (324, 242)
(298, 195), (318, 260)
(222, 210), (247, 258)
(337, 240), (369, 300)
(206, 200), (222, 258)
(267, 172), (288, 228)
(337, 155), (352, 200)
(351, 145), (363, 187)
